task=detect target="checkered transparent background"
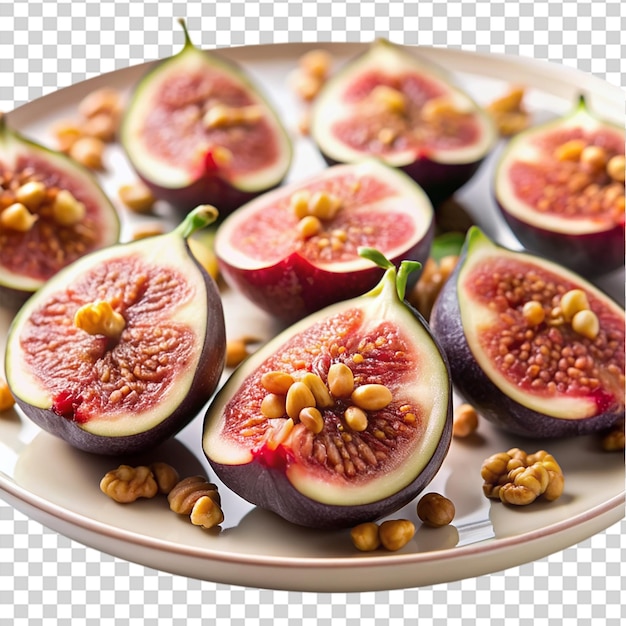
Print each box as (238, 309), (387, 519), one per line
(1, 0), (625, 623)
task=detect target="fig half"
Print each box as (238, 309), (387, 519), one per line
(121, 20), (293, 216)
(5, 205), (226, 456)
(214, 160), (435, 323)
(203, 249), (452, 529)
(0, 112), (120, 305)
(494, 95), (625, 276)
(431, 227), (625, 438)
(310, 40), (497, 204)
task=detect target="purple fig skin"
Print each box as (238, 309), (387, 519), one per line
(496, 203), (625, 278)
(218, 226), (434, 325)
(136, 169), (284, 219)
(0, 286), (31, 312)
(209, 407), (452, 530)
(8, 244), (226, 457)
(430, 259), (623, 439)
(203, 287), (453, 529)
(321, 152), (486, 207)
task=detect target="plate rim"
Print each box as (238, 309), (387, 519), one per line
(1, 39), (624, 592)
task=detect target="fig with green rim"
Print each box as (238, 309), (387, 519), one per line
(121, 20), (293, 216)
(430, 226), (625, 438)
(0, 112), (120, 307)
(494, 95), (625, 276)
(203, 248), (452, 529)
(309, 39), (497, 205)
(214, 159), (435, 324)
(4, 205), (226, 456)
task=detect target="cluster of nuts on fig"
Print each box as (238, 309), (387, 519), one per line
(481, 448), (565, 506)
(522, 288), (600, 341)
(259, 363), (394, 443)
(290, 188), (345, 247)
(100, 463), (224, 530)
(545, 138), (624, 218)
(73, 300), (126, 341)
(350, 492), (455, 552)
(52, 87), (123, 170)
(486, 85), (530, 137)
(0, 172), (87, 234)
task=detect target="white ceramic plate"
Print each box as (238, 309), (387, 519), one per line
(1, 43), (624, 593)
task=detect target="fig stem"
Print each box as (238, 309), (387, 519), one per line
(177, 18), (194, 50)
(175, 205), (219, 239)
(358, 247), (394, 270)
(358, 247), (421, 301)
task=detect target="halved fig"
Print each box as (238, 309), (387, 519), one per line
(203, 250), (452, 529)
(494, 95), (625, 276)
(4, 206), (226, 456)
(121, 20), (292, 216)
(430, 227), (625, 438)
(214, 160), (435, 323)
(0, 112), (120, 305)
(310, 40), (497, 204)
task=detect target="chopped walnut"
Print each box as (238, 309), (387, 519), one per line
(150, 462), (180, 494)
(481, 448), (564, 505)
(190, 495), (224, 529)
(100, 465), (158, 503)
(167, 476), (221, 515)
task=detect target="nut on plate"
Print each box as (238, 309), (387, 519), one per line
(168, 475), (224, 529)
(452, 403), (479, 438)
(481, 448), (565, 505)
(416, 492), (455, 527)
(350, 518), (415, 552)
(100, 465), (159, 503)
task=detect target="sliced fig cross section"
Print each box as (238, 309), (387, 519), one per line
(5, 206), (226, 456)
(0, 113), (120, 304)
(215, 160), (435, 323)
(203, 251), (452, 529)
(310, 40), (497, 204)
(494, 95), (625, 276)
(431, 227), (625, 438)
(121, 20), (292, 216)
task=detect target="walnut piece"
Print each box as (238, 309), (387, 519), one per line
(150, 462), (180, 495)
(481, 448), (564, 505)
(100, 465), (158, 503)
(168, 475), (223, 529)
